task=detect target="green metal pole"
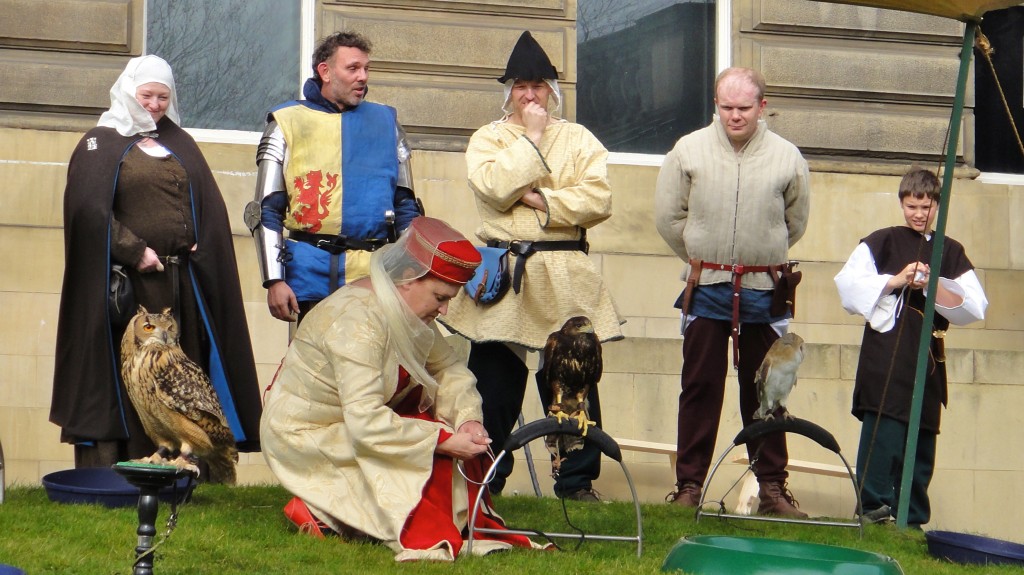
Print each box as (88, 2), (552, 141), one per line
(896, 20), (976, 530)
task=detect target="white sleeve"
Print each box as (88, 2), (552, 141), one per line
(834, 243), (893, 321)
(933, 270), (988, 326)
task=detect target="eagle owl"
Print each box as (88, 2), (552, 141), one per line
(120, 306), (238, 484)
(753, 332), (805, 422)
(543, 316), (601, 477)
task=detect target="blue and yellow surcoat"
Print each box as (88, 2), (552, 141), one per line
(271, 101), (399, 300)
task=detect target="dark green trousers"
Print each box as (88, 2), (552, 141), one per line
(856, 412), (936, 526)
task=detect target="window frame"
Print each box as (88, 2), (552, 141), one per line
(589, 0), (731, 165)
(143, 0), (315, 145)
(157, 0), (735, 154)
(977, 172), (1024, 184)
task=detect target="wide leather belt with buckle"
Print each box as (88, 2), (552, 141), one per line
(683, 259), (785, 370)
(290, 231), (390, 255)
(486, 235), (589, 294)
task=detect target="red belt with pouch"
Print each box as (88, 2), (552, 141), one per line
(681, 259), (800, 369)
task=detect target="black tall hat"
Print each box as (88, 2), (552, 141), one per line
(497, 31), (558, 83)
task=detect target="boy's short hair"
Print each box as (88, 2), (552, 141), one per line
(898, 167), (941, 203)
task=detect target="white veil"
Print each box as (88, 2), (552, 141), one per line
(97, 55), (181, 136)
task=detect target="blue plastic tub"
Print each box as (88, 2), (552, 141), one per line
(925, 530), (1024, 566)
(41, 467), (192, 508)
(0, 565), (25, 575)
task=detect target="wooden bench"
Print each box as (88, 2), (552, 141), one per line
(731, 456), (852, 514)
(613, 438), (677, 470)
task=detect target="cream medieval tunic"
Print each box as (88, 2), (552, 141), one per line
(654, 118), (810, 290)
(260, 286), (483, 553)
(440, 119), (623, 349)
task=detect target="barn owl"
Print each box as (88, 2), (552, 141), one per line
(753, 332), (805, 422)
(120, 306), (237, 484)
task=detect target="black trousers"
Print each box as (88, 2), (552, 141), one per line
(468, 341), (602, 496)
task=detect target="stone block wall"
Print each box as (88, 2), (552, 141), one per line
(2, 0), (1023, 546)
(5, 131), (1021, 540)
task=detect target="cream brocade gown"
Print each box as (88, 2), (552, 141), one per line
(260, 287), (487, 557)
(440, 118), (623, 349)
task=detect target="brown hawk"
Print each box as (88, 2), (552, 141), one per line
(120, 306), (238, 484)
(542, 316), (602, 477)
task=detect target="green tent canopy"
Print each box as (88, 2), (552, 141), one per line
(820, 0), (1020, 21)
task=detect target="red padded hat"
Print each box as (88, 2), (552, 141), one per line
(404, 217), (481, 284)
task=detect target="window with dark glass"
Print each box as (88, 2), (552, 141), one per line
(974, 6), (1024, 174)
(147, 0), (301, 131)
(577, 0), (716, 154)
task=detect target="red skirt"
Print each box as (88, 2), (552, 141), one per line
(394, 368), (533, 555)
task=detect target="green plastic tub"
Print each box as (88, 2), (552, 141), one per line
(662, 535), (903, 574)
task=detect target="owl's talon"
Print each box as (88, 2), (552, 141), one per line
(168, 455), (201, 477)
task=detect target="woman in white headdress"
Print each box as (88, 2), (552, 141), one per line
(51, 55), (263, 471)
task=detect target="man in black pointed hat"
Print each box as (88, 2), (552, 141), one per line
(440, 31), (624, 502)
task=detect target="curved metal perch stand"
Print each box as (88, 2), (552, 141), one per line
(466, 418), (644, 557)
(695, 417), (864, 536)
(113, 462), (196, 575)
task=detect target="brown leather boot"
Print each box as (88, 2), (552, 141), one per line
(666, 482), (702, 507)
(757, 481), (808, 519)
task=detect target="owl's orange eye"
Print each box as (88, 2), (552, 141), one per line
(144, 324), (155, 332)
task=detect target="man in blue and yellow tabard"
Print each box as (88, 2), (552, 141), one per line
(246, 31), (420, 323)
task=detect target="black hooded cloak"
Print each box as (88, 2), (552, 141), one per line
(51, 118), (262, 455)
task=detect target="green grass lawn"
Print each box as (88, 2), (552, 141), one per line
(0, 483), (1019, 574)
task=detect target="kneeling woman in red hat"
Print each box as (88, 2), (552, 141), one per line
(261, 216), (543, 561)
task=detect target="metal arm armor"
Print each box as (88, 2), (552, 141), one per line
(396, 122), (414, 193)
(245, 121), (287, 286)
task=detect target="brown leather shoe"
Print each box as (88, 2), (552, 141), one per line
(757, 481), (808, 519)
(666, 482), (702, 507)
(563, 488), (602, 502)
